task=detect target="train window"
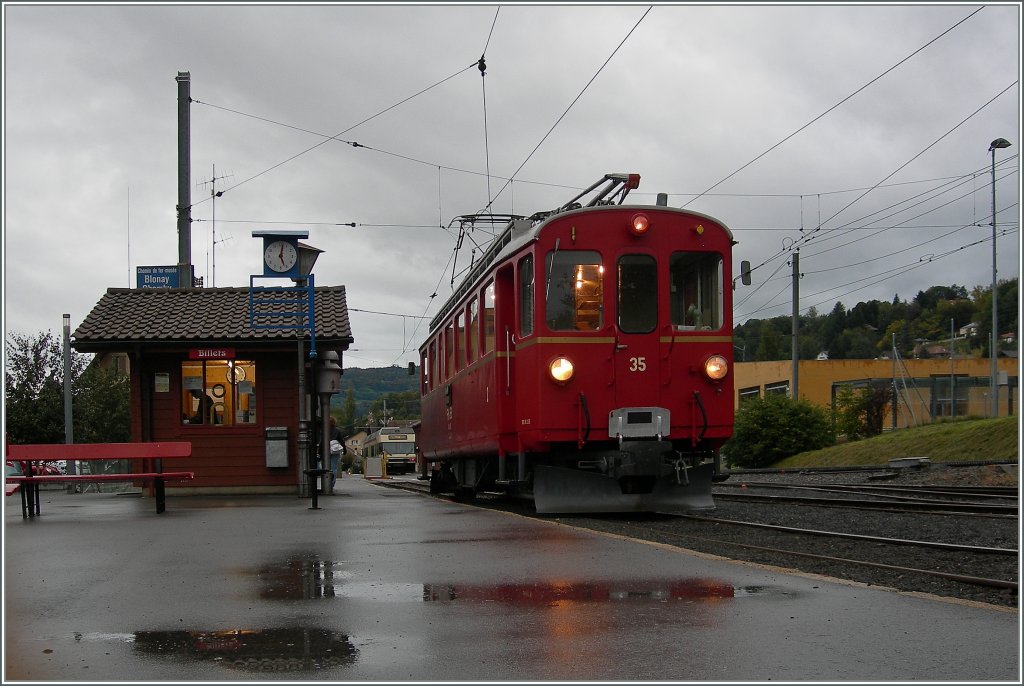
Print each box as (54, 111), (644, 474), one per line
(483, 280), (495, 352)
(469, 297), (479, 362)
(519, 255), (534, 337)
(546, 250), (603, 331)
(617, 254), (657, 333)
(445, 323), (454, 379)
(433, 337), (441, 385)
(421, 347), (431, 393)
(670, 252), (724, 330)
(455, 311), (466, 369)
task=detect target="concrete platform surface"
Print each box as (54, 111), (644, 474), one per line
(4, 477), (1019, 681)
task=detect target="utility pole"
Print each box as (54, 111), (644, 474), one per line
(791, 250), (799, 400)
(63, 314), (76, 484)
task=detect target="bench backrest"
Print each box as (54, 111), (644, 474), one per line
(6, 442), (192, 461)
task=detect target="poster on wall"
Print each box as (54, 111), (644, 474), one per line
(183, 376), (203, 391)
(154, 373), (170, 393)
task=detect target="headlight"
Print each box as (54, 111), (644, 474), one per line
(548, 356), (575, 383)
(703, 355), (728, 381)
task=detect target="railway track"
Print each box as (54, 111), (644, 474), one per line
(378, 474), (1019, 607)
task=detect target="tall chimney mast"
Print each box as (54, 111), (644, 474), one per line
(176, 71), (193, 286)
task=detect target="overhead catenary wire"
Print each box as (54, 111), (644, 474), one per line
(736, 80), (1019, 311)
(680, 6), (985, 210)
(189, 61), (480, 207)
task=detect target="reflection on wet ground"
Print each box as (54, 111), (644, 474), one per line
(252, 554), (775, 605)
(134, 628), (357, 672)
(74, 628), (358, 673)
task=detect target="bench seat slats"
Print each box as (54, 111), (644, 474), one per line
(6, 472), (194, 483)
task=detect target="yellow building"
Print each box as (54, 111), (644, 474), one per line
(734, 357), (1019, 428)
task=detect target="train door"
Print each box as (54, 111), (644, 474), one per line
(612, 253), (663, 416)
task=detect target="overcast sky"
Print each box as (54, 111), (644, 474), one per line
(3, 3), (1020, 368)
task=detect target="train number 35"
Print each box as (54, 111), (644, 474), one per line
(629, 357), (647, 372)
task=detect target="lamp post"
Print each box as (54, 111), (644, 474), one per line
(988, 137), (1011, 418)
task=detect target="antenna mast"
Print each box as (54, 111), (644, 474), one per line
(198, 164), (232, 286)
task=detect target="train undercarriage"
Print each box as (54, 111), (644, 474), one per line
(428, 439), (727, 514)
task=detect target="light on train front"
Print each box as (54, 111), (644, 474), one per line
(629, 213), (650, 236)
(548, 356), (575, 384)
(703, 354), (728, 381)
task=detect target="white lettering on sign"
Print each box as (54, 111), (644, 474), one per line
(189, 348), (236, 360)
(143, 274), (173, 286)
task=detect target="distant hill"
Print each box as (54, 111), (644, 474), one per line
(332, 365), (419, 417)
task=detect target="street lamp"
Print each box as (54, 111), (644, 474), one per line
(988, 137), (1011, 418)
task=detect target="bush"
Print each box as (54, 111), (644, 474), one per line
(722, 394), (835, 468)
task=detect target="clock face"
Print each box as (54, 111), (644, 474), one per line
(264, 240), (298, 273)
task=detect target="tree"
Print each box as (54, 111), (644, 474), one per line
(834, 384), (890, 440)
(5, 330), (129, 445)
(722, 394), (834, 468)
(755, 322), (783, 361)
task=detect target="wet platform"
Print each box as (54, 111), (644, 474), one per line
(4, 476), (1019, 681)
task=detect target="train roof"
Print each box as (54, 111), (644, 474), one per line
(428, 203), (733, 334)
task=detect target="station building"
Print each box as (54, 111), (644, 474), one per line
(735, 357), (1020, 427)
(72, 286), (352, 494)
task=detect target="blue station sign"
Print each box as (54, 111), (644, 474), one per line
(136, 265), (181, 289)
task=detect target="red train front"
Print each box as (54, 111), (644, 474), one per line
(418, 174), (735, 513)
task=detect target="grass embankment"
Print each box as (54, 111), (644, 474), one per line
(773, 416), (1019, 469)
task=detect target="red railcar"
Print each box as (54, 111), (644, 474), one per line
(418, 174), (735, 513)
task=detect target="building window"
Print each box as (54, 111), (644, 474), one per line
(546, 250), (603, 331)
(764, 382), (789, 397)
(670, 251), (723, 330)
(182, 360), (256, 426)
(739, 386), (761, 404)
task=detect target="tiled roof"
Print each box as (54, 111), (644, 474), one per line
(73, 287), (352, 351)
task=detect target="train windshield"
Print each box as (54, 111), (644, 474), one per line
(545, 250), (603, 331)
(382, 441), (415, 455)
(618, 254), (657, 333)
(670, 252), (724, 330)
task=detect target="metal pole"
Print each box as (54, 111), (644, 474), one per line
(176, 71), (192, 287)
(989, 145), (998, 418)
(791, 250), (799, 400)
(950, 318), (955, 419)
(63, 314), (76, 482)
(297, 333), (309, 498)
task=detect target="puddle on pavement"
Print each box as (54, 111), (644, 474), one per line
(75, 628), (357, 673)
(254, 555), (795, 606)
(257, 555), (351, 599)
(421, 578), (739, 604)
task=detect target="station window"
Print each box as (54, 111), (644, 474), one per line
(765, 382), (789, 397)
(519, 255), (534, 337)
(181, 360), (256, 426)
(546, 250), (603, 331)
(670, 252), (724, 330)
(483, 280), (495, 353)
(618, 254), (657, 333)
(469, 297), (479, 362)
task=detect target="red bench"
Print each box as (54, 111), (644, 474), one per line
(5, 442), (194, 517)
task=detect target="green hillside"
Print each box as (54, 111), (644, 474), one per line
(332, 365), (419, 417)
(771, 416), (1019, 468)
